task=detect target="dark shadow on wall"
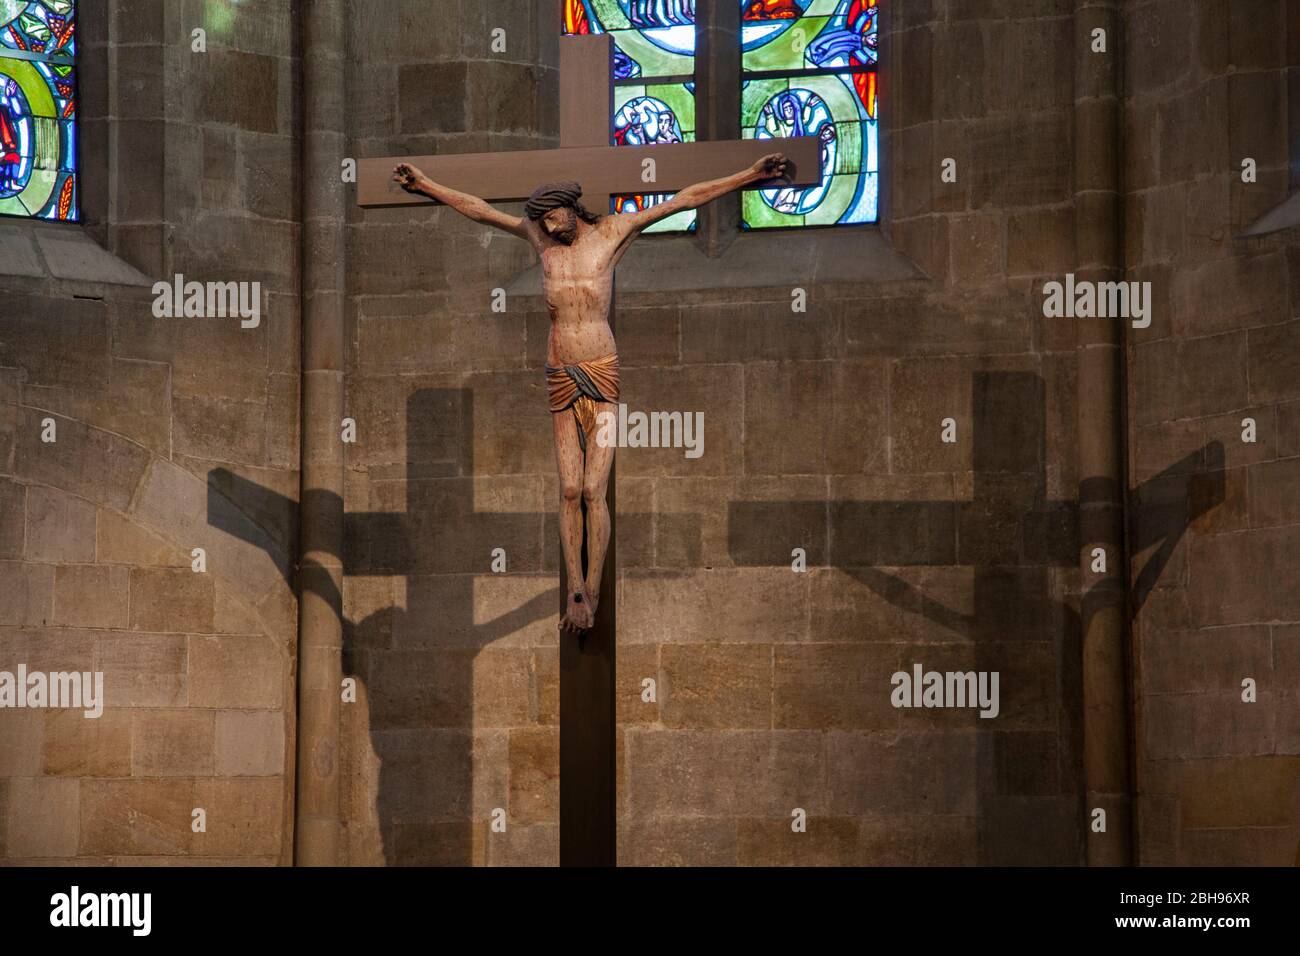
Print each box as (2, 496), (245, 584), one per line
(209, 387), (687, 865)
(726, 371), (1224, 865)
(208, 389), (555, 864)
(209, 376), (1222, 866)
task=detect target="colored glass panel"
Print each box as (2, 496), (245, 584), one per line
(741, 0), (876, 73)
(741, 71), (877, 227)
(0, 0), (77, 221)
(740, 0), (877, 228)
(564, 0), (695, 79)
(611, 81), (696, 232)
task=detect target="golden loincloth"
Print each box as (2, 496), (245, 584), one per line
(546, 353), (620, 454)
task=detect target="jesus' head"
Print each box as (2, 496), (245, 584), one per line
(525, 181), (602, 245)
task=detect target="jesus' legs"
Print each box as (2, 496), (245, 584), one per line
(580, 401), (616, 612)
(553, 408), (593, 631)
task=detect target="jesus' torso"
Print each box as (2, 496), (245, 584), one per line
(532, 219), (621, 367)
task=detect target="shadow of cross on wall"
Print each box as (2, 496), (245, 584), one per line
(725, 370), (1223, 864)
(208, 386), (676, 866)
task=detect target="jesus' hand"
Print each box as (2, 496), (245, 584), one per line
(749, 152), (791, 184)
(393, 162), (428, 193)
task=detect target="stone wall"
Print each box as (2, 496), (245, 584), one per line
(0, 0), (299, 863)
(1124, 0), (1300, 865)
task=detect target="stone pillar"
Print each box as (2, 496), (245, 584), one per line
(296, 0), (347, 866)
(1074, 0), (1132, 865)
(695, 0), (741, 257)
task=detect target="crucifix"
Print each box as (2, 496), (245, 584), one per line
(358, 33), (819, 866)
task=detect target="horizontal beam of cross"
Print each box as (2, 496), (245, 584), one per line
(357, 137), (822, 208)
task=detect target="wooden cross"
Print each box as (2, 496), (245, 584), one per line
(357, 34), (819, 867)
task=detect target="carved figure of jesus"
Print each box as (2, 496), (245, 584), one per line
(393, 152), (792, 632)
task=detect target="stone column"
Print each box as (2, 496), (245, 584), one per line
(296, 0), (347, 866)
(1074, 0), (1132, 866)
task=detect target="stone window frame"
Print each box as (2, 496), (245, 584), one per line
(0, 2), (153, 290)
(510, 2), (920, 296)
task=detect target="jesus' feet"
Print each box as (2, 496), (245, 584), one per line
(561, 588), (594, 632)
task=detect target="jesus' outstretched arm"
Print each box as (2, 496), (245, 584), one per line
(607, 151), (792, 257)
(392, 162), (531, 240)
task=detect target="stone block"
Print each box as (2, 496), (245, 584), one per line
(52, 565), (129, 629)
(192, 777), (283, 858)
(471, 647), (532, 728)
(1228, 69), (1287, 171)
(624, 728), (826, 818)
(1172, 252), (1289, 337)
(890, 358), (972, 473)
(1249, 319), (1300, 404)
(468, 62), (540, 134)
(932, 20), (986, 120)
(130, 568), (216, 633)
(366, 649), (474, 730)
(825, 730), (978, 816)
(1143, 691), (1274, 758)
(95, 632), (187, 707)
(947, 211), (1004, 284)
(131, 709), (216, 776)
(857, 812), (978, 865)
(774, 643), (900, 730)
(618, 818), (738, 866)
(615, 642), (656, 726)
(0, 710), (44, 776)
(1248, 457), (1300, 527)
(4, 777), (79, 858)
(829, 474), (958, 566)
(173, 395), (268, 466)
(681, 299), (839, 364)
(619, 568), (808, 644)
(616, 364), (745, 478)
(660, 643), (772, 729)
(187, 634), (283, 709)
(0, 479), (21, 558)
(214, 710), (285, 776)
(744, 360), (888, 475)
(15, 409), (150, 512)
(78, 778), (193, 856)
(737, 816), (860, 866)
(201, 50), (280, 133)
(507, 726), (558, 825)
(400, 62), (467, 133)
(1007, 207), (1074, 276)
(43, 708), (132, 777)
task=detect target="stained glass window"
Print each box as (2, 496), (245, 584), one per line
(0, 0), (78, 221)
(563, 0), (696, 233)
(741, 0), (878, 228)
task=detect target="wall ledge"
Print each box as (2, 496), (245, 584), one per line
(0, 219), (154, 288)
(505, 225), (925, 297)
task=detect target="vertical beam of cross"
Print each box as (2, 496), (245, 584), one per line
(354, 29), (815, 865)
(556, 33), (617, 868)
